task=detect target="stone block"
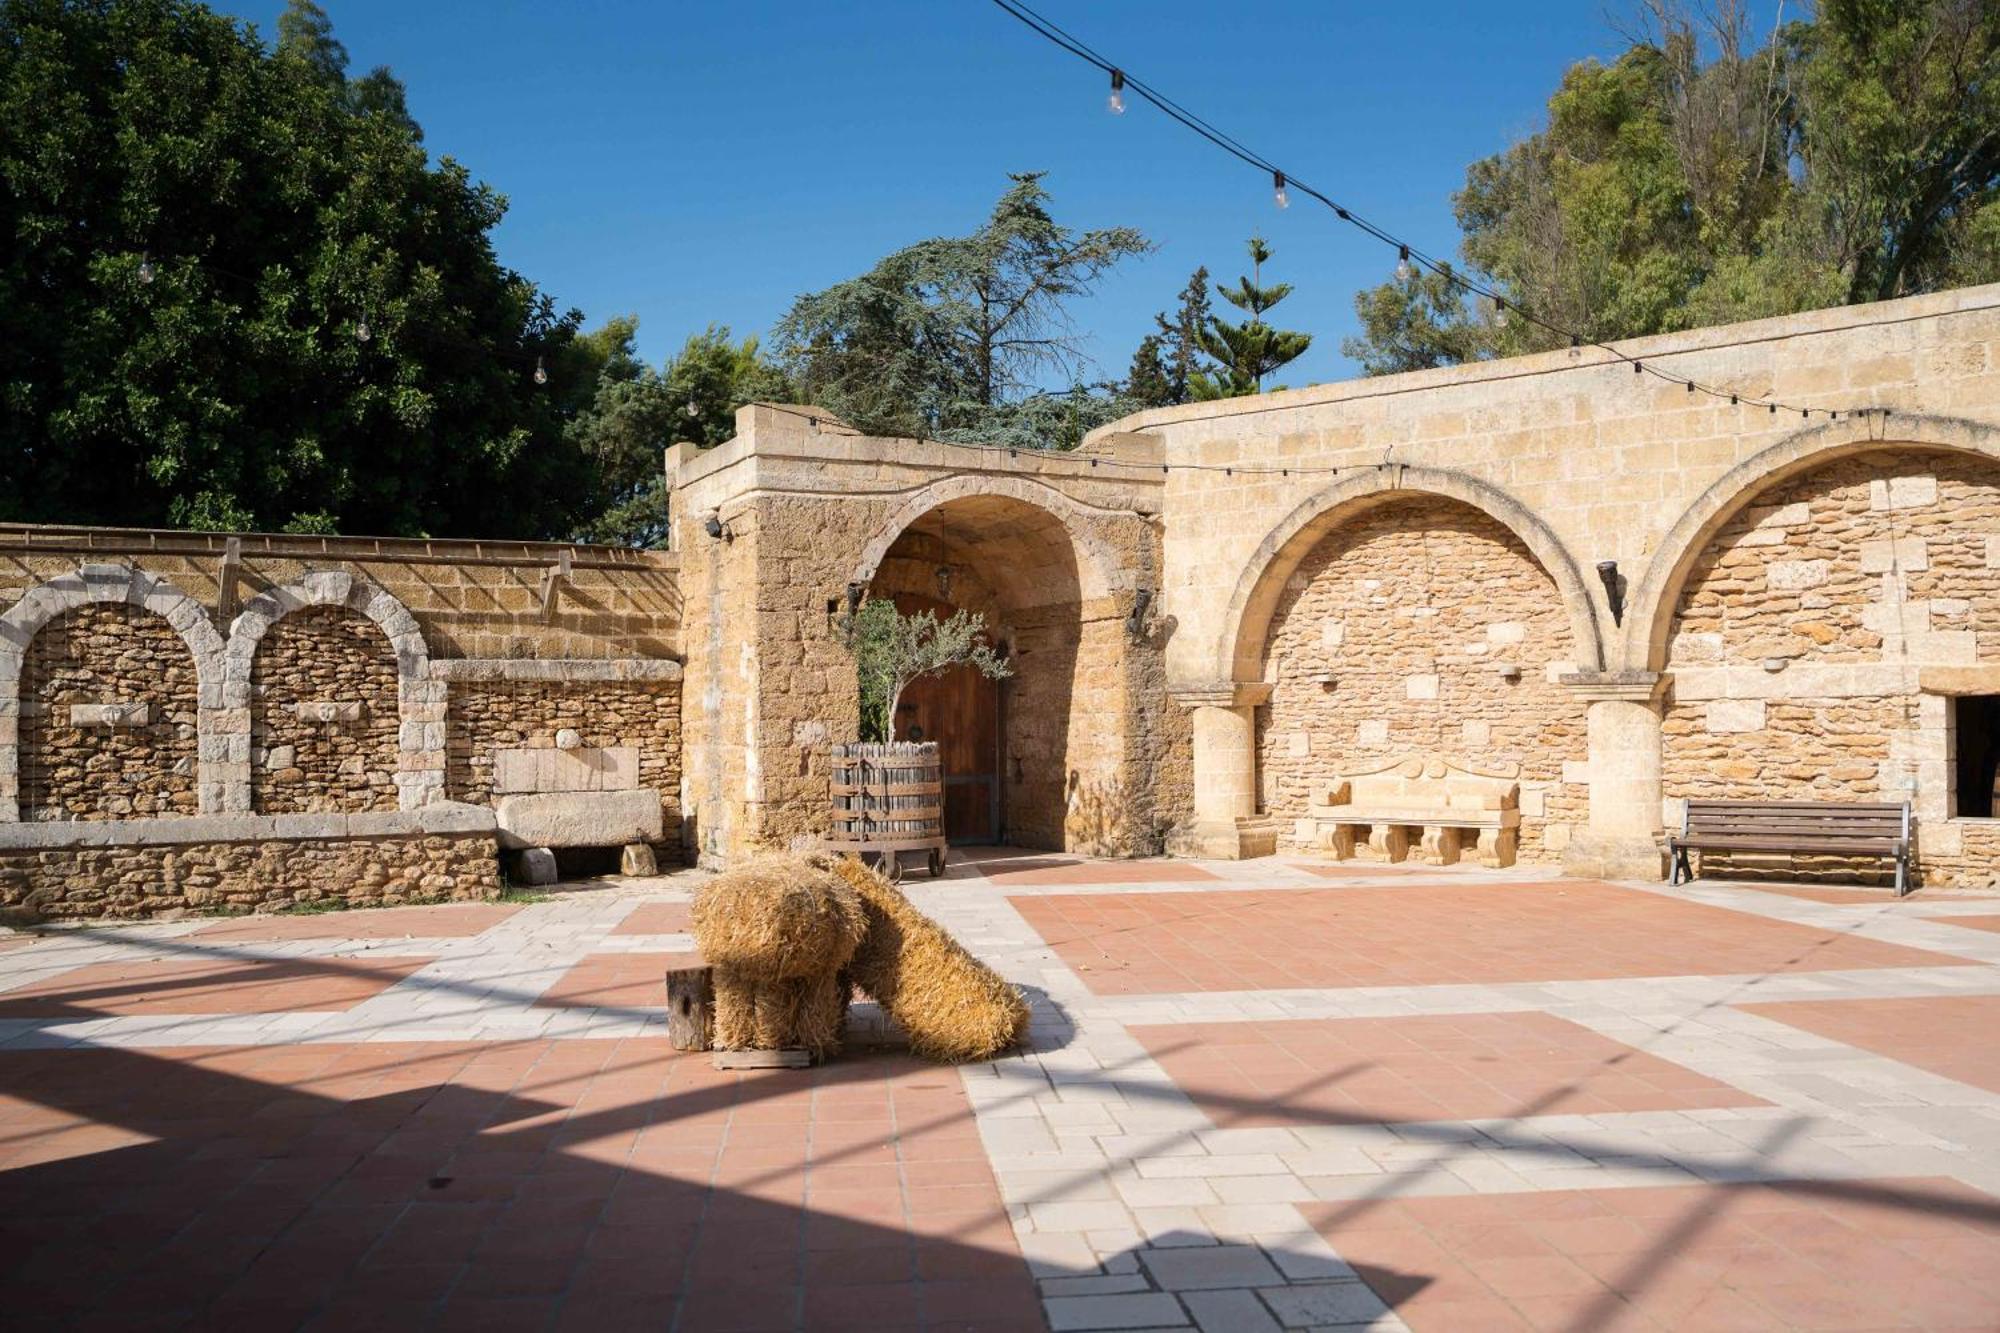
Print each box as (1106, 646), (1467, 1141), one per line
(620, 842), (658, 875)
(496, 789), (664, 849)
(1357, 720), (1389, 746)
(1286, 731), (1310, 757)
(68, 702), (151, 728)
(494, 746), (641, 794)
(1766, 560), (1829, 591)
(1987, 535), (2000, 570)
(1870, 475), (1938, 510)
(1859, 537), (1929, 574)
(293, 700), (364, 724)
(515, 846), (559, 885)
(1485, 621), (1527, 645)
(1405, 674), (1440, 701)
(1705, 699), (1767, 734)
(1319, 620), (1345, 649)
(1561, 760), (1592, 785)
(1521, 786), (1548, 817)
(1462, 720), (1491, 748)
(1862, 600), (1931, 637)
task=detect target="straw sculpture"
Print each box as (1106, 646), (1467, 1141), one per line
(692, 853), (866, 1059)
(832, 854), (1029, 1063)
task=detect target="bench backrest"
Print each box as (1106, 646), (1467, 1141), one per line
(1681, 799), (1909, 844)
(1330, 756), (1519, 812)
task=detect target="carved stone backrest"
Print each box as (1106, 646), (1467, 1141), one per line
(1322, 755), (1519, 812)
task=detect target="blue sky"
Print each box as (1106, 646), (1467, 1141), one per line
(232, 2), (1697, 387)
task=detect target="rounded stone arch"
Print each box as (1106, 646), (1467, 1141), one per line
(220, 571), (442, 812)
(0, 565), (225, 821)
(1216, 466), (1606, 685)
(849, 474), (1125, 604)
(1623, 412), (2000, 670)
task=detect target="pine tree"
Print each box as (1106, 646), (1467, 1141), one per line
(1126, 334), (1173, 407)
(1198, 237), (1311, 395)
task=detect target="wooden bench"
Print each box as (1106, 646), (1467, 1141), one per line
(1309, 756), (1521, 868)
(1668, 799), (1913, 895)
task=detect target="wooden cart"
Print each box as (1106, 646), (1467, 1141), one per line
(825, 741), (947, 881)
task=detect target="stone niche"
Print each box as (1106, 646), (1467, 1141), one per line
(251, 606), (401, 815)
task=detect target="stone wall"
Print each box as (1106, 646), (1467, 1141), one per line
(447, 679), (683, 846)
(1663, 450), (2000, 885)
(252, 607), (402, 814)
(19, 603), (200, 821)
(0, 808), (500, 921)
(1256, 496), (1587, 860)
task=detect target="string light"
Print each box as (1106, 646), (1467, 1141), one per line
(989, 0), (1867, 426)
(1272, 170), (1288, 210)
(1492, 297), (1508, 329)
(355, 309), (371, 343)
(532, 356), (548, 385)
(683, 398), (700, 419)
(137, 252), (155, 285)
(1108, 68), (1125, 114)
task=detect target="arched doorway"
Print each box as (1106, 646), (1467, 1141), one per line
(865, 494), (1087, 849)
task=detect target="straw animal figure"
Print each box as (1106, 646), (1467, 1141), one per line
(691, 854), (866, 1060)
(831, 856), (1029, 1063)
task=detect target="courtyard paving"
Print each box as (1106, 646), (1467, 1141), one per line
(5, 854), (2000, 1330)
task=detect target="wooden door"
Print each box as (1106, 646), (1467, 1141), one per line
(890, 595), (1001, 843)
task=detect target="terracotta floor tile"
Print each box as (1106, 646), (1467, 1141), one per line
(951, 851), (1217, 885)
(191, 903), (520, 940)
(534, 953), (688, 1011)
(1013, 881), (1966, 994)
(1739, 994), (2000, 1095)
(1305, 1176), (2000, 1332)
(0, 955), (433, 1016)
(0, 1038), (1029, 1328)
(1939, 914), (2000, 937)
(611, 901), (694, 935)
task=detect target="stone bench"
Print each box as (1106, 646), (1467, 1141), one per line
(1308, 756), (1521, 867)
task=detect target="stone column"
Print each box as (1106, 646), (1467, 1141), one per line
(1560, 671), (1669, 880)
(1168, 683), (1279, 859)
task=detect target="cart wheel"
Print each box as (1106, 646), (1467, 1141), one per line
(872, 851), (904, 884)
(927, 847), (946, 879)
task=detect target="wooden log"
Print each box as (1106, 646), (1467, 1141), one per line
(665, 962), (713, 1052)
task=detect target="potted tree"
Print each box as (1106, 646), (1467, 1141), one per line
(830, 598), (1012, 879)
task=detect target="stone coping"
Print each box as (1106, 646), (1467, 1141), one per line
(0, 801), (495, 850)
(429, 657), (683, 683)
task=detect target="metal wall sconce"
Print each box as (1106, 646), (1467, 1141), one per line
(1596, 560), (1625, 626)
(1125, 588), (1153, 640)
(702, 511), (732, 542)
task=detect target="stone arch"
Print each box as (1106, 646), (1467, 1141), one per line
(219, 572), (442, 812)
(1625, 412), (2000, 670)
(1217, 466), (1606, 686)
(0, 565), (224, 821)
(849, 474), (1125, 605)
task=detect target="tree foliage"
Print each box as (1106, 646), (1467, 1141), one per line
(1342, 0), (2000, 373)
(774, 173), (1151, 439)
(1127, 266), (1214, 408)
(1, 0), (589, 536)
(840, 598), (1012, 743)
(1198, 236), (1312, 395)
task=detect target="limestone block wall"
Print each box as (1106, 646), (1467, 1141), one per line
(1256, 496), (1586, 859)
(447, 679), (683, 844)
(251, 606), (402, 814)
(1663, 450), (2000, 885)
(19, 603), (200, 820)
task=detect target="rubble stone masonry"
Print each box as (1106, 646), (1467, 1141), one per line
(252, 607), (402, 814)
(20, 603), (200, 821)
(1257, 496), (1586, 860)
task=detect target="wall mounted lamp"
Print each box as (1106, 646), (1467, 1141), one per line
(1125, 588), (1154, 641)
(702, 511), (732, 542)
(1596, 560), (1624, 626)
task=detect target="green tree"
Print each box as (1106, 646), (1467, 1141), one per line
(1127, 266), (1214, 407)
(840, 598), (1011, 743)
(1198, 237), (1312, 395)
(1343, 0), (2000, 372)
(774, 173), (1151, 438)
(1, 0), (581, 535)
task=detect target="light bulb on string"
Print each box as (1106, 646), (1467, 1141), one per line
(1491, 297), (1508, 329)
(683, 398), (700, 419)
(1395, 246), (1412, 282)
(137, 252), (155, 285)
(1108, 69), (1125, 114)
(1272, 170), (1288, 210)
(532, 356), (548, 386)
(355, 309), (371, 344)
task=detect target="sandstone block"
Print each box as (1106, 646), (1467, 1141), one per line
(1357, 720), (1389, 746)
(1405, 674), (1440, 701)
(619, 842), (658, 876)
(1859, 537), (1929, 574)
(1705, 699), (1767, 734)
(496, 789), (664, 849)
(1485, 621), (1527, 646)
(68, 702), (151, 728)
(1766, 560), (1829, 591)
(515, 846), (559, 885)
(1870, 475), (1938, 510)
(293, 700), (364, 724)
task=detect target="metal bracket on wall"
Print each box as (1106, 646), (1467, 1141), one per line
(216, 536), (242, 621)
(538, 548), (572, 623)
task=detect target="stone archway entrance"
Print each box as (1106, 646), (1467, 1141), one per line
(865, 494), (1087, 850)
